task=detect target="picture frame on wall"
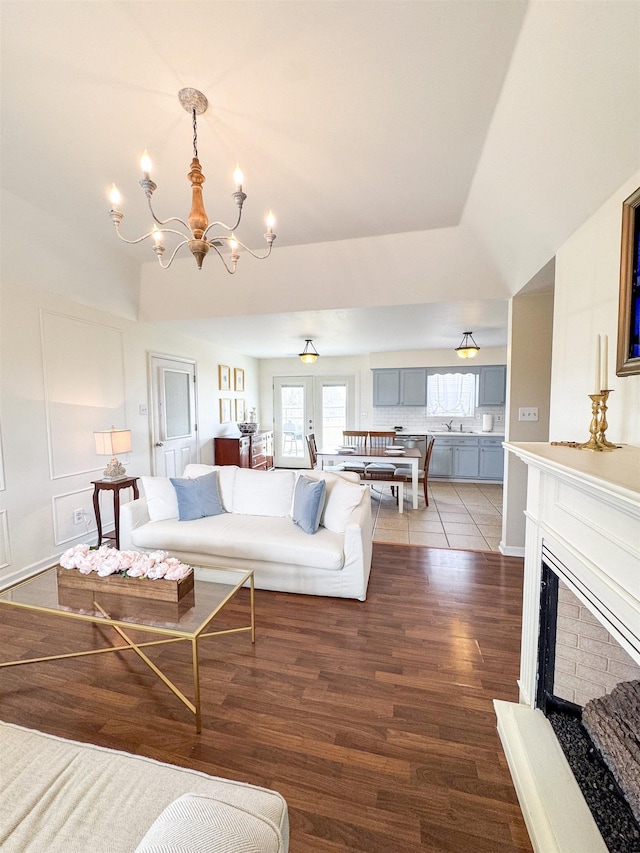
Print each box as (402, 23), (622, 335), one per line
(218, 364), (231, 391)
(617, 186), (640, 377)
(219, 398), (232, 424)
(235, 398), (246, 422)
(234, 367), (245, 392)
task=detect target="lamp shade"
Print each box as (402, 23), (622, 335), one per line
(94, 428), (132, 456)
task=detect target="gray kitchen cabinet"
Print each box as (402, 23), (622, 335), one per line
(430, 435), (503, 481)
(479, 437), (504, 480)
(373, 370), (400, 406)
(430, 436), (479, 479)
(430, 443), (454, 477)
(400, 368), (427, 406)
(478, 366), (506, 406)
(454, 442), (479, 478)
(372, 368), (427, 406)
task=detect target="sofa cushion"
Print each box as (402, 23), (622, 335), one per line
(292, 476), (326, 535)
(130, 514), (345, 571)
(141, 476), (179, 522)
(170, 471), (225, 521)
(322, 478), (367, 533)
(134, 793), (284, 853)
(231, 469), (296, 517)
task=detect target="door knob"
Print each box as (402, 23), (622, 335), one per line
(155, 442), (164, 447)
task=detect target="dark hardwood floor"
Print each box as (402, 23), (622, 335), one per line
(0, 544), (532, 852)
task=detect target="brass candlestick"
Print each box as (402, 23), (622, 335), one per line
(597, 389), (617, 448)
(577, 394), (610, 451)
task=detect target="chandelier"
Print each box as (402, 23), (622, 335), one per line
(455, 331), (480, 359)
(108, 88), (276, 274)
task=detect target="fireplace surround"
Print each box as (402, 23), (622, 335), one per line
(496, 442), (640, 853)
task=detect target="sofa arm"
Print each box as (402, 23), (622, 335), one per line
(119, 498), (150, 551)
(342, 492), (373, 601)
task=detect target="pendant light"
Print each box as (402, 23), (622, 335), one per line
(455, 331), (480, 359)
(299, 339), (319, 364)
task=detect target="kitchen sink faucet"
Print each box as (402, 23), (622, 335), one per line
(444, 421), (453, 431)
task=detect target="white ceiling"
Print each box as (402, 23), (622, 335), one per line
(156, 299), (509, 360)
(2, 1), (638, 358)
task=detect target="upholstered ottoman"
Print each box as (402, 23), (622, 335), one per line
(0, 722), (289, 852)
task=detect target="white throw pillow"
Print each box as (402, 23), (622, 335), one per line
(231, 469), (295, 517)
(141, 476), (179, 522)
(182, 463), (216, 478)
(322, 478), (366, 533)
(134, 792), (283, 853)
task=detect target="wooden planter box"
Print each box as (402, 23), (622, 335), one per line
(56, 565), (194, 602)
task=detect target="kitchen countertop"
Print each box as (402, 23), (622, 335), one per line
(394, 431), (505, 437)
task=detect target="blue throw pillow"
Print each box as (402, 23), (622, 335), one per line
(170, 471), (225, 521)
(292, 475), (326, 535)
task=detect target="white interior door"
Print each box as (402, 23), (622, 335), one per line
(273, 375), (356, 468)
(149, 354), (198, 476)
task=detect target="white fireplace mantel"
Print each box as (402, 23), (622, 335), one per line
(495, 442), (640, 853)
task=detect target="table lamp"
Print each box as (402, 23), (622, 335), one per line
(94, 427), (132, 480)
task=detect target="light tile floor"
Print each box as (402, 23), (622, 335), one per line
(371, 481), (504, 551)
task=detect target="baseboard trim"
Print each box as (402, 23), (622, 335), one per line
(499, 543), (525, 557)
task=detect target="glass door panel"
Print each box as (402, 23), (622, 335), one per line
(273, 377), (313, 468)
(273, 375), (356, 468)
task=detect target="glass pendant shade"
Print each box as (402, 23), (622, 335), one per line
(299, 339), (319, 363)
(455, 332), (480, 359)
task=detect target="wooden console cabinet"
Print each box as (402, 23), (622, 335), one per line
(215, 431), (274, 470)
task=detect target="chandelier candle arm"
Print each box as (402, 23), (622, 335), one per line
(107, 88), (276, 273)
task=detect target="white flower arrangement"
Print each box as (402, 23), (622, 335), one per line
(59, 544), (192, 581)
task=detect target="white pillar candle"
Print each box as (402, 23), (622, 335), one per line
(601, 334), (608, 390)
(594, 334), (601, 395)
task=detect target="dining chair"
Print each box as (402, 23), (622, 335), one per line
(364, 431), (397, 475)
(341, 430), (368, 474)
(392, 435), (435, 506)
(306, 433), (345, 473)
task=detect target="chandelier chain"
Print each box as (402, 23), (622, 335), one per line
(192, 109), (198, 159)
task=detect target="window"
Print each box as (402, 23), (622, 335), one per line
(427, 372), (477, 417)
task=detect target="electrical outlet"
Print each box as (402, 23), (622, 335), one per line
(139, 404), (149, 415)
(73, 509), (84, 525)
(495, 414), (503, 422)
(518, 407), (539, 422)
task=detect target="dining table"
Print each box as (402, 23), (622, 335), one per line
(317, 446), (422, 509)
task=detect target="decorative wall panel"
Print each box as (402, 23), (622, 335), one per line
(41, 311), (127, 479)
(0, 510), (10, 569)
(52, 487), (98, 547)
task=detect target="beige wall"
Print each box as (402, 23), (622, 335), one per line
(550, 172), (640, 446)
(502, 290), (554, 553)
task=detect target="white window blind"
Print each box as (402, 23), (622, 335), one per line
(427, 373), (476, 417)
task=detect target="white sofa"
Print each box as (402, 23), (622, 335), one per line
(1, 721), (288, 852)
(120, 464), (373, 600)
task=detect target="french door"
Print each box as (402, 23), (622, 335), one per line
(273, 376), (356, 468)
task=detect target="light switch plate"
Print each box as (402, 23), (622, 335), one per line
(518, 407), (539, 422)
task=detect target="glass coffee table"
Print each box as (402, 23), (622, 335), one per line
(0, 564), (254, 732)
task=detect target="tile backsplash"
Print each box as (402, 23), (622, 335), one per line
(372, 405), (505, 433)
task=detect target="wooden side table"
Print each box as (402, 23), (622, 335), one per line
(91, 477), (139, 550)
